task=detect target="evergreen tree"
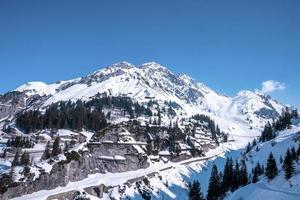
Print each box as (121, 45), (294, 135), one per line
(252, 162), (262, 183)
(6, 139), (11, 147)
(188, 180), (205, 200)
(245, 142), (252, 154)
(12, 150), (20, 167)
(274, 108), (292, 131)
(255, 162), (262, 175)
(1, 148), (7, 158)
(41, 142), (51, 160)
(240, 160), (248, 186)
(20, 151), (30, 166)
(261, 122), (273, 142)
(207, 164), (221, 200)
(252, 169), (259, 183)
(51, 137), (62, 157)
(64, 141), (69, 152)
(23, 165), (31, 176)
(282, 108), (292, 128)
(157, 109), (162, 126)
(291, 146), (297, 160)
(222, 157), (233, 192)
(252, 139), (257, 147)
(265, 152), (278, 180)
(283, 149), (295, 179)
(297, 143), (300, 158)
(232, 160), (240, 191)
(255, 146), (259, 152)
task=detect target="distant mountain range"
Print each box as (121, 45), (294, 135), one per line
(3, 61), (285, 128)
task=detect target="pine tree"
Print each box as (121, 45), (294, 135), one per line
(252, 139), (257, 146)
(23, 165), (31, 176)
(265, 152), (278, 180)
(255, 162), (262, 175)
(232, 160), (240, 191)
(274, 108), (292, 131)
(1, 148), (7, 158)
(41, 142), (51, 160)
(297, 143), (300, 159)
(207, 164), (221, 200)
(21, 151), (30, 166)
(282, 108), (292, 128)
(51, 137), (61, 157)
(157, 109), (162, 126)
(240, 160), (248, 186)
(283, 149), (295, 179)
(252, 169), (259, 183)
(291, 146), (297, 160)
(222, 157), (233, 192)
(261, 122), (273, 142)
(12, 150), (20, 167)
(252, 162), (262, 183)
(64, 141), (69, 152)
(255, 146), (259, 152)
(245, 142), (252, 154)
(188, 180), (205, 200)
(6, 139), (11, 147)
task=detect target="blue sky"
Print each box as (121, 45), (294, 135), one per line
(0, 0), (299, 107)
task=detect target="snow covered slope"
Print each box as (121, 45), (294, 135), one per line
(14, 61), (285, 129)
(225, 121), (300, 200)
(97, 120), (300, 200)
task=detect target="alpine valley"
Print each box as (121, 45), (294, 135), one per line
(0, 62), (299, 200)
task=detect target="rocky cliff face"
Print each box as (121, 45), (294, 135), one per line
(0, 91), (26, 120)
(0, 147), (149, 200)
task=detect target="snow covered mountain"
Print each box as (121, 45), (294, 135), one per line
(13, 61), (285, 128)
(0, 61), (292, 200)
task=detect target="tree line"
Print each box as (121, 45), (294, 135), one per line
(188, 157), (249, 200)
(6, 136), (34, 148)
(260, 108), (298, 142)
(264, 144), (300, 181)
(16, 96), (153, 133)
(189, 142), (300, 200)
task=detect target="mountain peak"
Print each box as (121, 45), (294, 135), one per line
(139, 62), (166, 70)
(109, 61), (135, 69)
(237, 90), (257, 97)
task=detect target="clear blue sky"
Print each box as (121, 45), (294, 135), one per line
(0, 0), (299, 107)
